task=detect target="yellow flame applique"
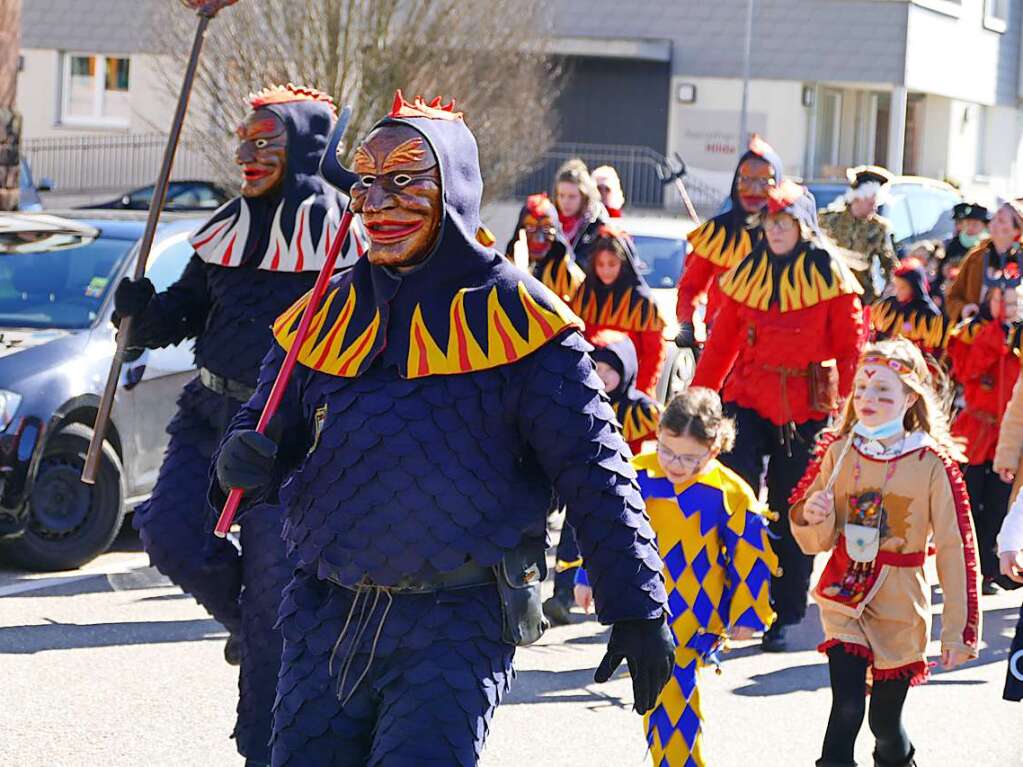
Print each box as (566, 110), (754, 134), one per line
(613, 400), (662, 443)
(272, 284), (381, 376)
(873, 301), (950, 351)
(538, 257), (585, 304)
(570, 286), (667, 333)
(719, 249), (859, 313)
(406, 282), (580, 378)
(687, 218), (754, 269)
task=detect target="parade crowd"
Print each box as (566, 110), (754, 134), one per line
(107, 78), (1023, 767)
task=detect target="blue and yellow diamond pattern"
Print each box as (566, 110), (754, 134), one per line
(634, 452), (778, 767)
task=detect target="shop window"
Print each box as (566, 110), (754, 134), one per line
(985, 0), (1009, 32)
(60, 53), (131, 127)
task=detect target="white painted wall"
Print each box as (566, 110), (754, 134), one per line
(17, 48), (178, 139)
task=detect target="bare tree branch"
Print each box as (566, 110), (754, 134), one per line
(156, 0), (560, 201)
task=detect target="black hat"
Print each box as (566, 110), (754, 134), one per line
(952, 202), (991, 223)
(846, 165), (894, 189)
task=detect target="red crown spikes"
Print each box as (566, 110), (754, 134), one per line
(388, 90), (463, 121)
(525, 193), (556, 218)
(765, 179), (805, 214)
(249, 84), (337, 116)
(747, 133), (777, 160)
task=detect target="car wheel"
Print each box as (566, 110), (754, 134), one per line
(0, 423), (125, 572)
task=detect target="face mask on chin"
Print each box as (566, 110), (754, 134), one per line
(960, 232), (983, 249)
(852, 415), (906, 441)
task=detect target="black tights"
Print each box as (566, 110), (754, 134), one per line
(820, 646), (913, 766)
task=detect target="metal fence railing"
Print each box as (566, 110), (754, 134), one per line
(512, 142), (727, 215)
(22, 132), (216, 194)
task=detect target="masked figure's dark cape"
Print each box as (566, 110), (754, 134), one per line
(686, 137), (785, 271)
(590, 332), (661, 446)
(189, 97), (355, 272)
(503, 201), (585, 303)
(570, 235), (666, 333)
(872, 264), (950, 351)
(273, 100), (580, 378)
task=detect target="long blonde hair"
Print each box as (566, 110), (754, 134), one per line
(833, 338), (965, 461)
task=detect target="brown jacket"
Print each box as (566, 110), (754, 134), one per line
(790, 434), (980, 672)
(945, 242), (988, 324)
(994, 373), (1023, 502)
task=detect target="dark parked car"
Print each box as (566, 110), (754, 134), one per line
(0, 210), (200, 570)
(86, 180), (231, 212)
(807, 176), (962, 250)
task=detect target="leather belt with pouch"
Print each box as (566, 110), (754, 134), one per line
(808, 358), (839, 413)
(326, 560), (496, 595)
(199, 367), (257, 402)
(494, 538), (549, 647)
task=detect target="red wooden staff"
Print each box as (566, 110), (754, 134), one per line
(214, 103), (356, 537)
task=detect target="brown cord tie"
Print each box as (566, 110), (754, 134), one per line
(329, 580), (395, 705)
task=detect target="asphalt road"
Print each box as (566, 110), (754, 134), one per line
(1, 528), (1021, 767)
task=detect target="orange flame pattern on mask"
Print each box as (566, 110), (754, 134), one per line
(388, 90), (463, 122)
(249, 83), (337, 116)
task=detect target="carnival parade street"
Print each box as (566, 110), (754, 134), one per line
(0, 528), (1018, 767)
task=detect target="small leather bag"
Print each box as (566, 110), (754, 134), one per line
(808, 358), (840, 413)
(495, 539), (549, 646)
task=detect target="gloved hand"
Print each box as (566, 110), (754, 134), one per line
(111, 277), (155, 328)
(594, 616), (675, 714)
(216, 430), (278, 496)
(674, 321), (697, 349)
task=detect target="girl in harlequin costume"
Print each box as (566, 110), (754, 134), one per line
(574, 387), (777, 767)
(948, 284), (1022, 595)
(503, 193), (585, 303)
(553, 158), (608, 269)
(546, 329), (662, 624)
(113, 85), (361, 766)
(673, 135), (782, 350)
(789, 338), (980, 767)
(692, 180), (864, 652)
(571, 226), (668, 395)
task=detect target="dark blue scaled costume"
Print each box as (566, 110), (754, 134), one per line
(128, 89), (356, 764)
(218, 96), (668, 766)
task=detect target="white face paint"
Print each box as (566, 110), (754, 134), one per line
(852, 364), (914, 429)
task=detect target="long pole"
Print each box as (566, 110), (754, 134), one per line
(82, 13), (212, 483)
(738, 0), (755, 149)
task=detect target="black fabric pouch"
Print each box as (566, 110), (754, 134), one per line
(494, 539), (549, 646)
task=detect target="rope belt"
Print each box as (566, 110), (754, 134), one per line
(198, 367), (256, 402)
(761, 364), (810, 453)
(325, 563), (496, 703)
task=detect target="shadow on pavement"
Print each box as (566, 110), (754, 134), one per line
(0, 617), (226, 654)
(503, 666), (631, 711)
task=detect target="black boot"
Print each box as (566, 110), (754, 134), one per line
(873, 747), (916, 767)
(816, 760), (856, 767)
(761, 622), (788, 652)
(542, 596), (573, 626)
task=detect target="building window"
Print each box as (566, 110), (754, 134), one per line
(912, 0), (962, 18)
(984, 0), (1009, 32)
(60, 53), (131, 128)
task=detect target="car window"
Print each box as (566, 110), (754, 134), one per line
(900, 187), (955, 242)
(631, 234), (685, 289)
(145, 231), (194, 291)
(880, 195), (913, 244)
(0, 233), (133, 329)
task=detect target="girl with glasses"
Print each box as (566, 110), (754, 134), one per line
(574, 387), (778, 767)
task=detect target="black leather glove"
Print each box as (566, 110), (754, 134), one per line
(216, 430), (278, 496)
(111, 277), (155, 328)
(674, 320), (697, 349)
(594, 616), (675, 714)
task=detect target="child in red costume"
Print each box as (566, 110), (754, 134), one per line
(572, 226), (668, 395)
(692, 180), (864, 651)
(948, 284), (1022, 594)
(674, 135), (782, 349)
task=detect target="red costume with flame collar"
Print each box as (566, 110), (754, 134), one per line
(692, 180), (864, 635)
(675, 135), (783, 328)
(571, 225), (668, 395)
